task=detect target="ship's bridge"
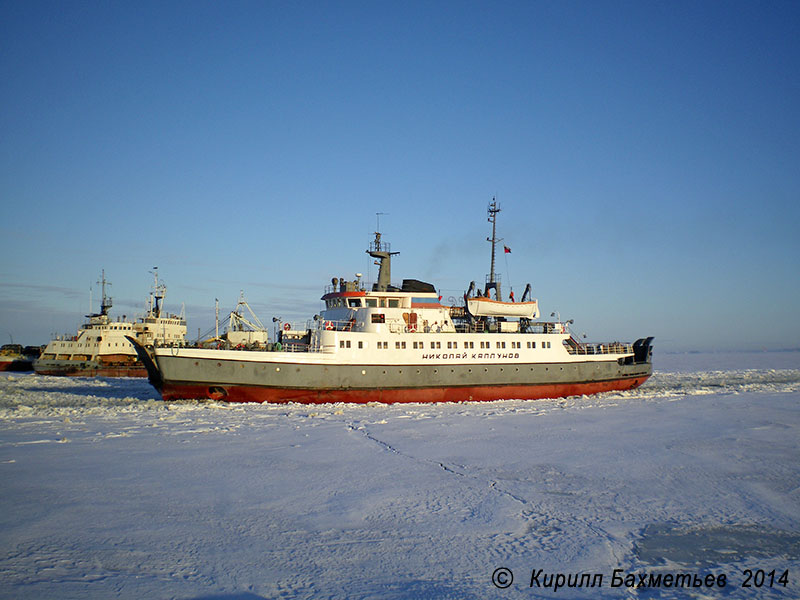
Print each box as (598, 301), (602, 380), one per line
(319, 278), (454, 334)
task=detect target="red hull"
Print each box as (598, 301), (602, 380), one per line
(159, 375), (649, 404)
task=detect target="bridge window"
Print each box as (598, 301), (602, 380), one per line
(348, 298), (362, 308)
(365, 298), (378, 307)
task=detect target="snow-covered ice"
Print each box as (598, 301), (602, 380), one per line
(1, 351), (799, 599)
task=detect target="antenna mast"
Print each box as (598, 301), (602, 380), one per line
(98, 269), (112, 316)
(485, 198), (502, 300)
(368, 212), (398, 291)
(148, 267), (166, 317)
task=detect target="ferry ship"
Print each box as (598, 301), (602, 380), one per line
(34, 269), (186, 377)
(131, 202), (653, 403)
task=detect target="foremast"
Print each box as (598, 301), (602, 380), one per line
(87, 270), (112, 320)
(147, 267), (167, 317)
(98, 270), (112, 316)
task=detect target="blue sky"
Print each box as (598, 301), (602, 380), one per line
(2, 0), (798, 352)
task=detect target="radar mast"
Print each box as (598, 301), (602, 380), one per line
(485, 198), (503, 300)
(367, 213), (399, 291)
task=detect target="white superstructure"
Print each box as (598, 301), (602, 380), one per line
(35, 269), (186, 377)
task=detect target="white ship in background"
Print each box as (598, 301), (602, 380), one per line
(34, 269), (186, 377)
(130, 201), (653, 403)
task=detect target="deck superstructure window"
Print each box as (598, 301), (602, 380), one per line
(388, 299), (399, 308)
(527, 341), (536, 349)
(365, 298), (378, 307)
(348, 299), (362, 308)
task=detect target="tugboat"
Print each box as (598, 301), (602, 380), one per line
(34, 269), (187, 377)
(130, 201), (653, 403)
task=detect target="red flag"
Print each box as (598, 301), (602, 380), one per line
(503, 245), (511, 253)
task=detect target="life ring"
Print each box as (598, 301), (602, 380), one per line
(324, 321), (335, 330)
(283, 322), (291, 331)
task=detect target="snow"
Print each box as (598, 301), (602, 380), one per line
(1, 351), (799, 599)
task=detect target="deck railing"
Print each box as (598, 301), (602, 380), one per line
(563, 339), (632, 356)
(159, 319), (633, 356)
